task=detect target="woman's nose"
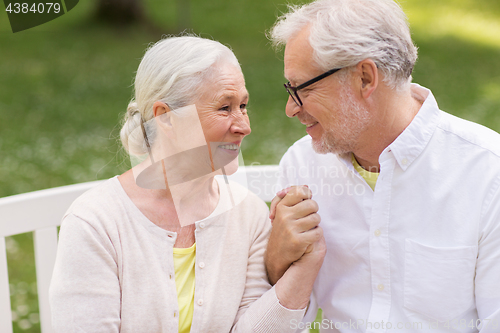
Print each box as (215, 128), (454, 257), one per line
(231, 114), (251, 136)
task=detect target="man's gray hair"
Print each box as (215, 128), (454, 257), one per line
(269, 0), (418, 90)
(120, 35), (240, 156)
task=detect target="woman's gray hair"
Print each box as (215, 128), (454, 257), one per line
(269, 0), (418, 90)
(120, 35), (241, 156)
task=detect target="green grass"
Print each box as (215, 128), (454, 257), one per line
(1, 0), (500, 332)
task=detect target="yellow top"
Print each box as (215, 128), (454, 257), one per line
(173, 243), (196, 333)
(352, 154), (379, 191)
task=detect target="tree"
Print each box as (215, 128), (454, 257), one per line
(93, 0), (190, 31)
(95, 0), (145, 25)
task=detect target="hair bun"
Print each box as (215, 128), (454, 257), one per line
(121, 101), (147, 156)
(127, 102), (140, 119)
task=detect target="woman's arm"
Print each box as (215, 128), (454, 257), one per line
(230, 197), (325, 333)
(49, 214), (121, 333)
(274, 235), (326, 309)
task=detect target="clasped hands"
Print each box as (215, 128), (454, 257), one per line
(265, 185), (326, 286)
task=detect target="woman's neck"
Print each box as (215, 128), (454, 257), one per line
(118, 167), (220, 234)
(168, 173), (219, 227)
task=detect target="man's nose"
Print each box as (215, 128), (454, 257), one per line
(285, 96), (301, 118)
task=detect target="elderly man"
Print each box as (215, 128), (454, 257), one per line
(265, 0), (500, 332)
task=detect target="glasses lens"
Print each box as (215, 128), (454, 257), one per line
(284, 84), (302, 106)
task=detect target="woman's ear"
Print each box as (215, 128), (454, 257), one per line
(153, 101), (173, 129)
(153, 101), (171, 117)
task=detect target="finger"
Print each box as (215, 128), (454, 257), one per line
(300, 227), (324, 253)
(269, 195), (283, 221)
(275, 186), (292, 199)
(281, 198), (319, 225)
(280, 185), (312, 207)
(269, 187), (293, 220)
(294, 212), (321, 233)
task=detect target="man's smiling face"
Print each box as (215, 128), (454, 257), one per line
(284, 26), (373, 155)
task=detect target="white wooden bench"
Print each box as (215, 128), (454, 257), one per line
(0, 165), (280, 333)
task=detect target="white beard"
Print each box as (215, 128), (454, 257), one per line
(312, 85), (372, 155)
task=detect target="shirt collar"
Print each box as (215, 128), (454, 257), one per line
(337, 152), (357, 172)
(387, 84), (441, 171)
(336, 84), (441, 172)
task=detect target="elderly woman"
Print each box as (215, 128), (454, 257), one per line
(49, 36), (325, 332)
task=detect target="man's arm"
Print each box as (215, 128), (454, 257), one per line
(265, 185), (323, 285)
(476, 179), (500, 332)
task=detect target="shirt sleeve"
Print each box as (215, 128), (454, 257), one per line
(230, 199), (305, 333)
(49, 214), (121, 333)
(476, 175), (500, 332)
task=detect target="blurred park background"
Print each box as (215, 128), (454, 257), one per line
(1, 0), (500, 331)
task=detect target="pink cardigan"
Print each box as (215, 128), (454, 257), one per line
(49, 176), (305, 332)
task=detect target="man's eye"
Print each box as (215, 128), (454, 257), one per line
(240, 104), (247, 109)
(219, 106), (230, 111)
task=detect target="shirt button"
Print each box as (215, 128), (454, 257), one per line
(199, 262), (205, 269)
(374, 229), (381, 237)
(377, 284), (385, 291)
(174, 311), (177, 318)
(402, 158), (408, 165)
(199, 222), (205, 229)
(197, 299), (204, 306)
(169, 274), (173, 279)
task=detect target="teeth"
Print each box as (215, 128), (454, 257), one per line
(219, 144), (239, 150)
(306, 122), (317, 128)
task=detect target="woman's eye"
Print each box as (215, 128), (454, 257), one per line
(240, 104), (247, 109)
(219, 106), (230, 111)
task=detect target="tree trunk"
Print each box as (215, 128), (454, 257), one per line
(95, 0), (145, 25)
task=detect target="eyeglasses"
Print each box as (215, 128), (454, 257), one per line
(284, 67), (343, 106)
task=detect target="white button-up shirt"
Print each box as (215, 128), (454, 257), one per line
(278, 84), (500, 332)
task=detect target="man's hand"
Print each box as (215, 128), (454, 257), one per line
(275, 229), (326, 309)
(265, 185), (323, 285)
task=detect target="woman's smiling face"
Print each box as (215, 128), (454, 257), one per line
(195, 64), (251, 171)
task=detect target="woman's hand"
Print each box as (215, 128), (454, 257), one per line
(265, 186), (323, 285)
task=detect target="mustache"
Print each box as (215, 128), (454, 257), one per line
(297, 113), (317, 124)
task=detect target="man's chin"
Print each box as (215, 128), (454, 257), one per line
(311, 138), (331, 155)
(311, 136), (348, 155)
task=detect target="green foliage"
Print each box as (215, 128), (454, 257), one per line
(5, 234), (40, 332)
(1, 0), (500, 332)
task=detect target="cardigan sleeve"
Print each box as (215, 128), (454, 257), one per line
(230, 200), (306, 333)
(49, 214), (121, 333)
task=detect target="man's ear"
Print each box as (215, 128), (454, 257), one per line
(356, 59), (378, 99)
